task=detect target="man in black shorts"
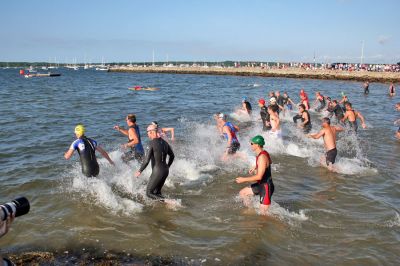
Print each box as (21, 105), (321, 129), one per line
(236, 135), (274, 213)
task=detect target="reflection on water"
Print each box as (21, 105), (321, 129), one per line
(0, 68), (399, 264)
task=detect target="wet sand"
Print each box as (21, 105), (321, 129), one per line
(109, 66), (400, 83)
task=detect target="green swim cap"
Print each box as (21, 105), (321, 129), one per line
(250, 135), (265, 146)
(341, 91), (346, 97)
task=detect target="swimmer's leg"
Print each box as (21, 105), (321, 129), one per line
(239, 187), (254, 207)
(146, 172), (165, 201)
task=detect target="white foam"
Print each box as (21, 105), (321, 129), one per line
(384, 212), (400, 228)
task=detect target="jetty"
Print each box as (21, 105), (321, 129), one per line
(109, 66), (400, 83)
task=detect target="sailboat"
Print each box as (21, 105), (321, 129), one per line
(95, 57), (108, 71)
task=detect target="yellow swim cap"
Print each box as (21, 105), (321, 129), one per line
(74, 124), (85, 137)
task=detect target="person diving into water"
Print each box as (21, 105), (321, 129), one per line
(64, 124), (114, 177)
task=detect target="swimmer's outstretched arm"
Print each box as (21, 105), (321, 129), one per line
(308, 130), (324, 139)
(96, 146), (115, 166)
(113, 125), (129, 136)
(236, 155), (268, 184)
(64, 147), (75, 160)
(162, 127), (175, 140)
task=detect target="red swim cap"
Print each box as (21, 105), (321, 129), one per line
(258, 98), (266, 105)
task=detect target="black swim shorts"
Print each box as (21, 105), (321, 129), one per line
(326, 148), (337, 165)
(227, 142), (240, 154)
(251, 181), (274, 205)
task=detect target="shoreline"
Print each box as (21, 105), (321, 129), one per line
(109, 66), (400, 83)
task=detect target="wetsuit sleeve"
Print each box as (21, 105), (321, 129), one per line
(167, 144), (175, 167)
(69, 139), (80, 150)
(139, 142), (153, 173)
(90, 138), (98, 148)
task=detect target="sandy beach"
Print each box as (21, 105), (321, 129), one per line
(109, 66), (400, 83)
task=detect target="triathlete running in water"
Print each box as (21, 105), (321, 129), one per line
(268, 106), (282, 138)
(134, 124), (175, 201)
(242, 97), (252, 115)
(389, 82), (396, 97)
(342, 102), (366, 132)
(283, 92), (296, 111)
(219, 113), (241, 160)
(313, 91), (326, 112)
(299, 89), (310, 110)
(151, 121), (175, 141)
(236, 135), (274, 213)
(363, 81), (370, 95)
(308, 117), (344, 171)
(258, 98), (271, 131)
(64, 124), (114, 177)
(328, 100), (345, 123)
(275, 91), (285, 113)
(293, 104), (312, 133)
(114, 114), (145, 163)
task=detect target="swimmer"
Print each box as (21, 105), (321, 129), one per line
(114, 114), (145, 163)
(151, 121), (175, 141)
(214, 112), (225, 138)
(308, 117), (344, 171)
(341, 102), (366, 132)
(283, 92), (296, 111)
(258, 98), (271, 131)
(275, 91), (285, 112)
(293, 104), (312, 134)
(299, 89), (310, 110)
(328, 100), (345, 123)
(219, 113), (241, 160)
(339, 92), (349, 109)
(389, 82), (395, 97)
(395, 103), (400, 139)
(363, 81), (370, 95)
(268, 106), (282, 138)
(236, 135), (274, 214)
(313, 91), (326, 112)
(242, 97), (252, 115)
(64, 124), (114, 177)
(269, 97), (280, 114)
(134, 124), (175, 201)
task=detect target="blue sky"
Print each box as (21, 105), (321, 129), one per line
(1, 0), (398, 63)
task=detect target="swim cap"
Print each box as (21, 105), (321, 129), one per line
(147, 124), (157, 132)
(151, 121), (159, 127)
(258, 98), (266, 105)
(341, 91), (346, 97)
(218, 113), (226, 119)
(270, 97), (276, 103)
(74, 124), (85, 137)
(242, 97), (247, 102)
(250, 135), (265, 146)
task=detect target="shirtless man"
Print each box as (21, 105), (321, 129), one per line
(313, 91), (326, 112)
(341, 102), (366, 132)
(268, 106), (281, 138)
(308, 117), (344, 171)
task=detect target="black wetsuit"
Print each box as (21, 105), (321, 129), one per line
(316, 96), (326, 112)
(244, 101), (252, 115)
(331, 105), (344, 121)
(347, 110), (359, 132)
(260, 106), (271, 131)
(138, 138), (174, 200)
(71, 137), (100, 177)
(293, 111), (312, 133)
(277, 96), (285, 108)
(364, 83), (369, 94)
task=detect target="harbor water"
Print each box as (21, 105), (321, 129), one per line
(0, 68), (399, 265)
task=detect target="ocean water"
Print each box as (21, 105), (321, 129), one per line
(0, 68), (399, 265)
